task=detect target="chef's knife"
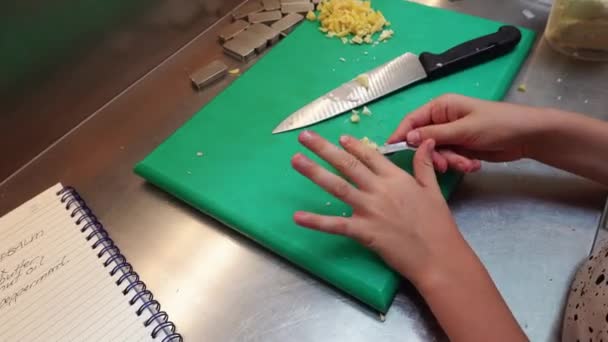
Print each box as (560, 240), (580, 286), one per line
(273, 25), (522, 134)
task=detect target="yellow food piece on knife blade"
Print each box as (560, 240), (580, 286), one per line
(355, 74), (370, 89)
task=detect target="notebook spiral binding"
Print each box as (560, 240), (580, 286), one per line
(56, 187), (183, 342)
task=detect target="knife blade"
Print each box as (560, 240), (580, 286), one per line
(377, 142), (415, 155)
(272, 25), (521, 134)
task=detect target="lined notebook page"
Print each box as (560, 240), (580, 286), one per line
(0, 184), (154, 341)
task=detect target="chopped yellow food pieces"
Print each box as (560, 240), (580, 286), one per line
(228, 68), (240, 75)
(341, 37), (349, 44)
(316, 0), (391, 44)
(362, 106), (372, 115)
(360, 137), (379, 149)
(378, 29), (394, 41)
(355, 74), (370, 89)
(350, 113), (360, 123)
(306, 11), (317, 21)
(517, 83), (527, 92)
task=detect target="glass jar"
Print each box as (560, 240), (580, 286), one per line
(544, 0), (608, 61)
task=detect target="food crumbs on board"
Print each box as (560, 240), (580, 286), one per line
(517, 84), (527, 92)
(341, 37), (349, 44)
(351, 35), (363, 44)
(196, 151), (204, 157)
(228, 68), (240, 75)
(378, 29), (394, 41)
(326, 201), (332, 206)
(362, 106), (372, 115)
(186, 170), (192, 175)
(306, 11), (316, 21)
(363, 51), (369, 55)
(364, 35), (373, 44)
(319, 27), (329, 33)
(342, 212), (346, 216)
(355, 74), (370, 89)
(339, 57), (347, 62)
(350, 113), (360, 123)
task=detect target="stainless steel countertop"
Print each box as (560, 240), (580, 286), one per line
(1, 1), (608, 341)
(0, 0), (244, 181)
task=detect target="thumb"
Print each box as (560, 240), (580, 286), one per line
(414, 139), (440, 189)
(406, 120), (468, 147)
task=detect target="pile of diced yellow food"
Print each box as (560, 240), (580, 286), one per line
(308, 0), (394, 44)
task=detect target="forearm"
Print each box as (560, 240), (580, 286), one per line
(414, 238), (526, 342)
(527, 109), (608, 186)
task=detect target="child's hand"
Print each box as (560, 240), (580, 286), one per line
(291, 131), (470, 286)
(292, 130), (527, 341)
(388, 94), (548, 173)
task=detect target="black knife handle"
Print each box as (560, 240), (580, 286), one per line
(419, 25), (521, 80)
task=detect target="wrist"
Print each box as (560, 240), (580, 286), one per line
(521, 107), (572, 160)
(409, 236), (482, 296)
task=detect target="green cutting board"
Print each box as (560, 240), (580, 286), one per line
(135, 1), (535, 313)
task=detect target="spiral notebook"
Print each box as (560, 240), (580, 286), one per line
(0, 183), (181, 341)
